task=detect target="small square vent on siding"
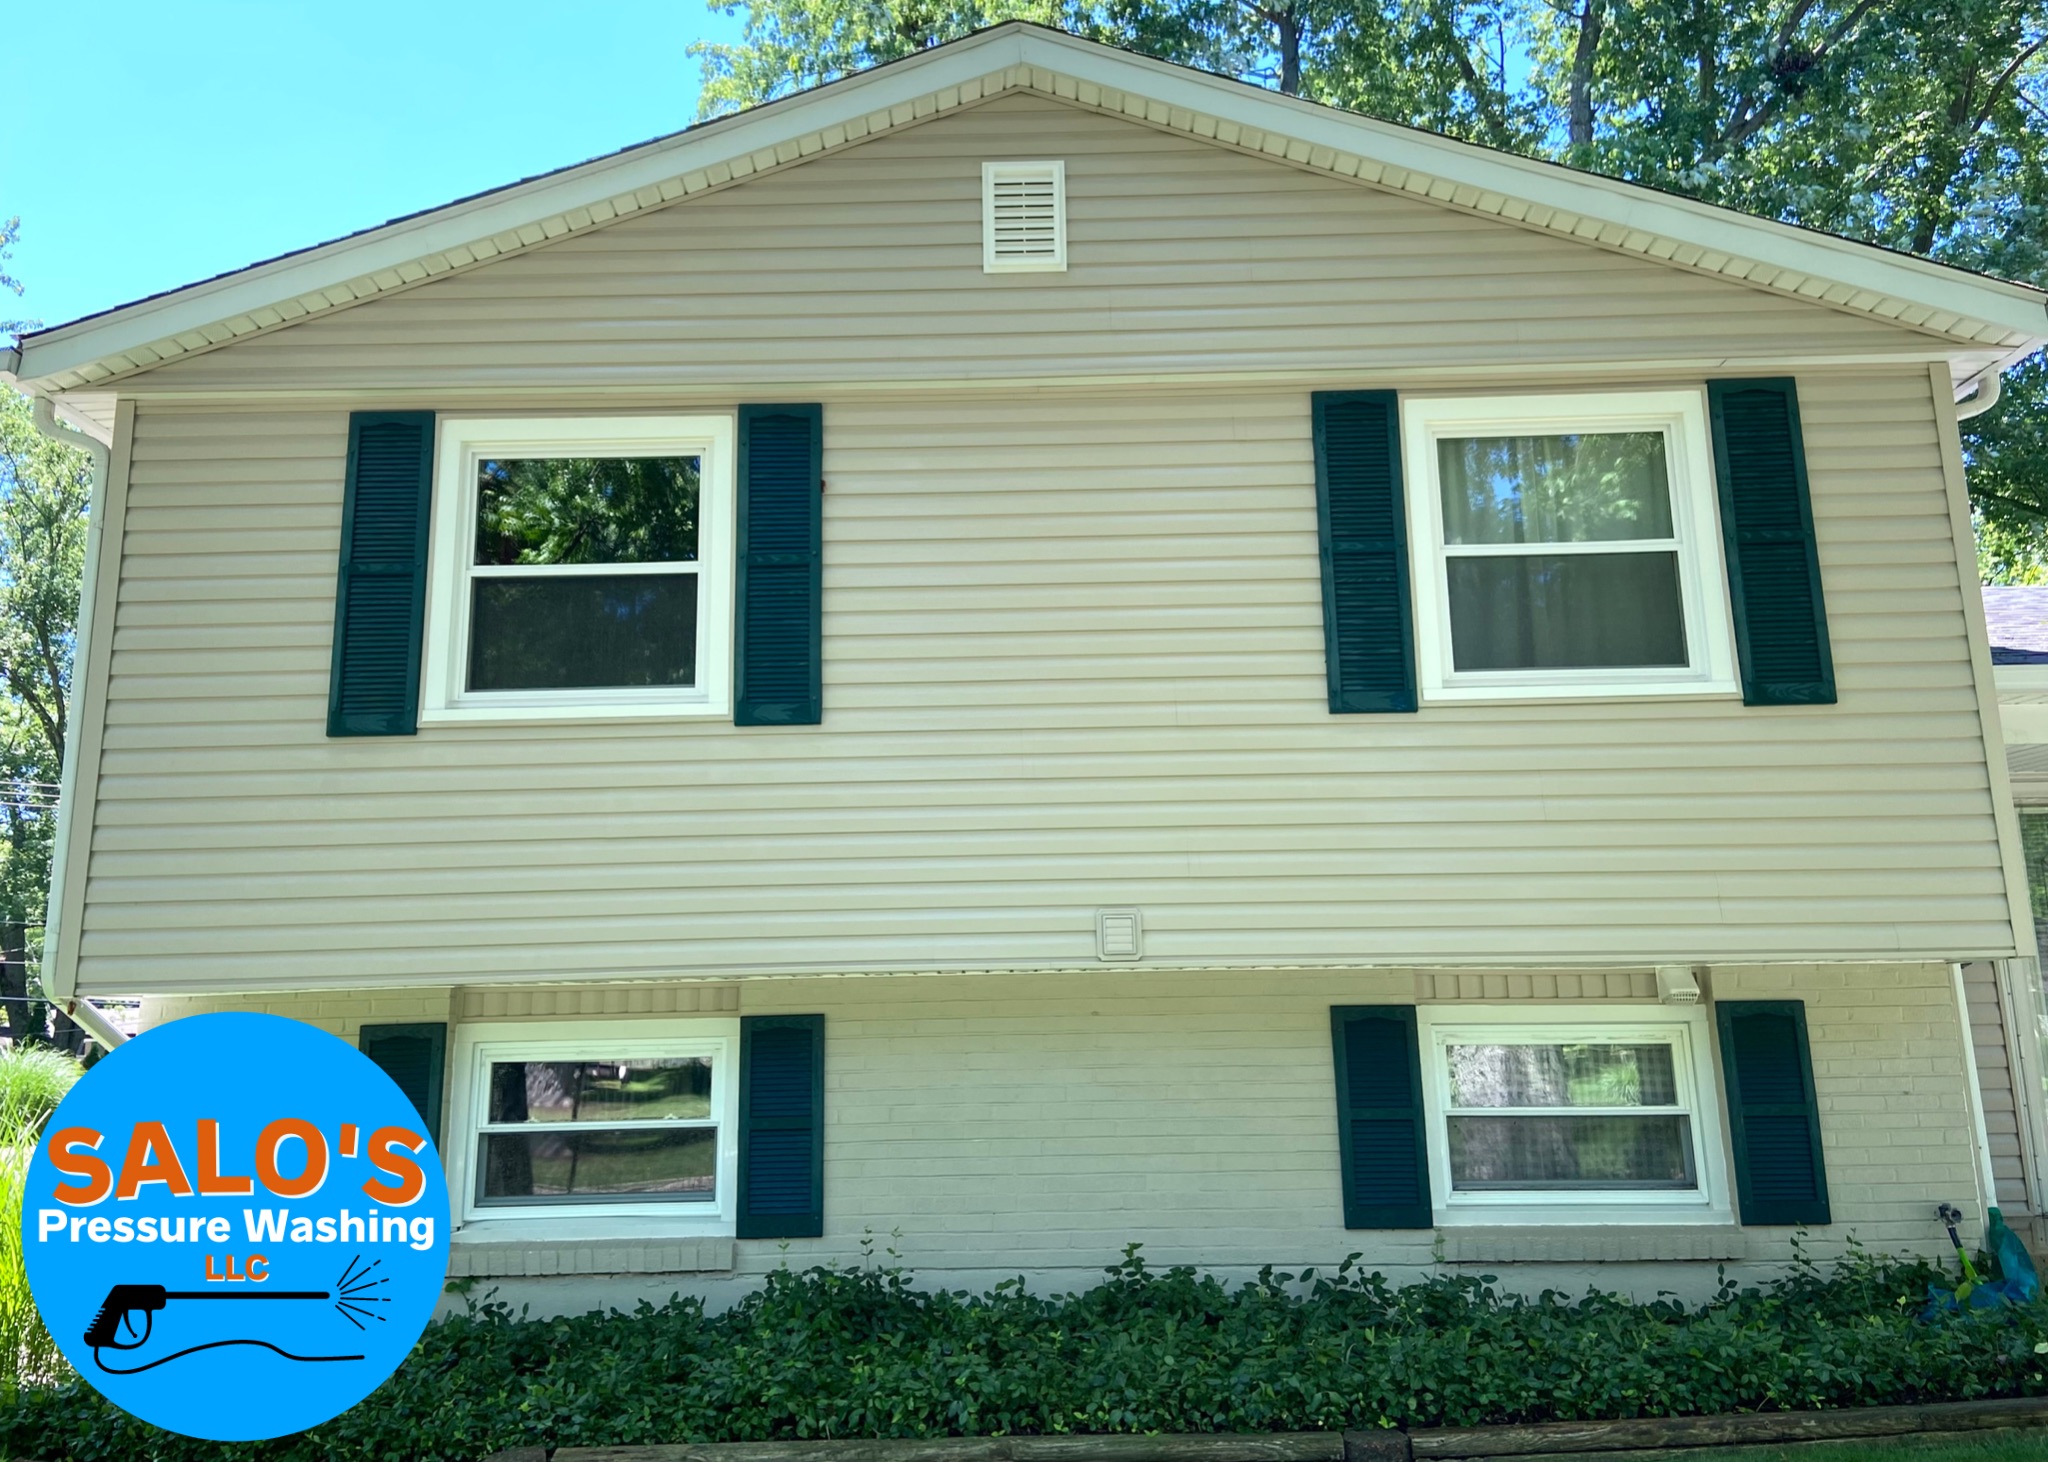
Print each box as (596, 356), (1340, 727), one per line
(1096, 908), (1143, 962)
(982, 160), (1066, 273)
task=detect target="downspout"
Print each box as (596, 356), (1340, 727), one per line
(1957, 367), (2003, 421)
(23, 391), (125, 1051)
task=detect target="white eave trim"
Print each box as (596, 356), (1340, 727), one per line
(15, 22), (2048, 392)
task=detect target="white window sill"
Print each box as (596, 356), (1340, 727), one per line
(1421, 679), (1741, 705)
(420, 701), (730, 727)
(1437, 1202), (1734, 1228)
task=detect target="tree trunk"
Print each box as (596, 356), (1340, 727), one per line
(1569, 0), (1607, 146)
(0, 921), (39, 1047)
(1277, 7), (1303, 95)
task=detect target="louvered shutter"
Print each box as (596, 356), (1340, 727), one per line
(328, 412), (434, 736)
(737, 1014), (824, 1239)
(359, 1022), (447, 1148)
(1330, 1006), (1432, 1228)
(736, 405), (823, 726)
(1717, 1000), (1831, 1226)
(1312, 392), (1417, 713)
(1707, 379), (1835, 706)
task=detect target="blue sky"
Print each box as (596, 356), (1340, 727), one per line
(3, 2), (749, 334)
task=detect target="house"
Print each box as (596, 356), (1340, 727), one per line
(8, 23), (2048, 1312)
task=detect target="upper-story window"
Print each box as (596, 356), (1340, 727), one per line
(421, 416), (735, 722)
(1401, 390), (1737, 702)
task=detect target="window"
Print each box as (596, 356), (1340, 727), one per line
(1417, 1006), (1730, 1223)
(1401, 391), (1737, 701)
(449, 1021), (739, 1229)
(983, 161), (1066, 273)
(421, 416), (735, 722)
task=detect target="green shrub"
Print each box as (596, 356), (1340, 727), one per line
(0, 1046), (80, 1393)
(0, 1048), (79, 1136)
(2, 1243), (2045, 1462)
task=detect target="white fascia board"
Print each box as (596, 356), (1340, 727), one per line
(14, 29), (1034, 386)
(1026, 29), (2048, 344)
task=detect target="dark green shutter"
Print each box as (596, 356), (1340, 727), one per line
(1330, 1006), (1432, 1227)
(328, 411), (434, 736)
(738, 1014), (824, 1238)
(1717, 1000), (1830, 1226)
(736, 405), (823, 726)
(1707, 379), (1835, 706)
(1313, 392), (1417, 713)
(359, 1022), (447, 1148)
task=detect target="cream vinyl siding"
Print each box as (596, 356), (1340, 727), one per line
(82, 363), (2005, 992)
(126, 94), (1945, 398)
(1961, 960), (2031, 1207)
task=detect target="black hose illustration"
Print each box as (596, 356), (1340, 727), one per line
(83, 1282), (364, 1373)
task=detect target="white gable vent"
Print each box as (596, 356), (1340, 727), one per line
(982, 160), (1066, 273)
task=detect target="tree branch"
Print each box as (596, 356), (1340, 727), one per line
(1974, 33), (2048, 131)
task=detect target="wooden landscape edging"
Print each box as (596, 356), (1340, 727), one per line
(484, 1392), (2048, 1462)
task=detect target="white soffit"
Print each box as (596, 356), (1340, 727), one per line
(10, 23), (2048, 394)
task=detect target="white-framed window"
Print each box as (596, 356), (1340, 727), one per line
(982, 161), (1066, 273)
(1401, 390), (1737, 702)
(446, 1019), (740, 1231)
(1417, 1005), (1731, 1225)
(421, 415), (736, 723)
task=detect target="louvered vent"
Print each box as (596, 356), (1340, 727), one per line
(982, 161), (1066, 273)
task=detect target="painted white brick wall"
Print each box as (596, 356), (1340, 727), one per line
(144, 962), (1984, 1295)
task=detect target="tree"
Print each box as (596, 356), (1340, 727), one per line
(0, 217), (29, 345)
(692, 0), (2048, 565)
(0, 388), (89, 1046)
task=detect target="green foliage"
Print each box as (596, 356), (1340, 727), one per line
(3, 1244), (2047, 1461)
(0, 389), (89, 1026)
(0, 218), (29, 345)
(0, 1049), (80, 1391)
(691, 0), (2048, 543)
(0, 1046), (78, 1133)
(475, 455), (702, 566)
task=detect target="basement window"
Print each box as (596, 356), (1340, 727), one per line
(1417, 1005), (1733, 1225)
(448, 1020), (739, 1229)
(983, 161), (1066, 273)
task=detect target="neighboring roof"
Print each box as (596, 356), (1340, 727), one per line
(8, 22), (2047, 401)
(1984, 586), (2048, 665)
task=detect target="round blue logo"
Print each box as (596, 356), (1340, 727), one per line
(24, 1012), (450, 1441)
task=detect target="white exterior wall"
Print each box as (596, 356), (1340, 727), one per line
(143, 962), (1983, 1311)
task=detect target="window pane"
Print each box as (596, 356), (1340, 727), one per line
(1447, 1044), (1679, 1109)
(1448, 1114), (1696, 1189)
(479, 1127), (716, 1203)
(487, 1059), (713, 1125)
(1438, 433), (1674, 545)
(1447, 551), (1687, 671)
(469, 574), (697, 692)
(475, 455), (701, 566)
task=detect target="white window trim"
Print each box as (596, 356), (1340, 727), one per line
(420, 414), (736, 725)
(1416, 1003), (1733, 1227)
(446, 1017), (741, 1234)
(982, 160), (1067, 273)
(1401, 389), (1739, 703)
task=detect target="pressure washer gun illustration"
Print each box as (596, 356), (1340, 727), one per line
(85, 1283), (336, 1359)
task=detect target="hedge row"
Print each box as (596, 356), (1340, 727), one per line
(3, 1244), (2046, 1462)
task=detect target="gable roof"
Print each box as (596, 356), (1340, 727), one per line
(9, 21), (2046, 416)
